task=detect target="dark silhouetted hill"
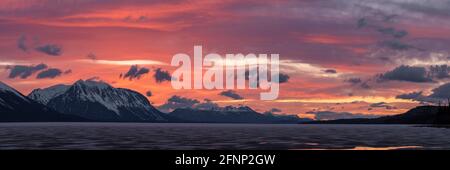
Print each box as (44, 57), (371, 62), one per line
(307, 106), (450, 124)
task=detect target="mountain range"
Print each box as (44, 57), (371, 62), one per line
(4, 79), (447, 124)
(28, 80), (167, 122)
(0, 81), (85, 122)
(1, 80), (307, 123)
(168, 106), (311, 124)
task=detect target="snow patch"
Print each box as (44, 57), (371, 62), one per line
(29, 84), (69, 105)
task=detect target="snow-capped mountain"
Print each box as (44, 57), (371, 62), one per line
(29, 84), (70, 105)
(30, 79), (167, 122)
(221, 105), (255, 112)
(0, 81), (84, 122)
(168, 105), (310, 124)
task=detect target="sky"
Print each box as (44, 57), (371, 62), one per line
(1, 0), (450, 120)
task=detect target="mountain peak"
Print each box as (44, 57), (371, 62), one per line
(222, 105), (255, 112)
(37, 79), (167, 122)
(74, 79), (111, 89)
(28, 84), (70, 105)
(31, 84), (69, 92)
(0, 80), (86, 122)
(0, 81), (25, 98)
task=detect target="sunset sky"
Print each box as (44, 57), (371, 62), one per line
(1, 0), (450, 120)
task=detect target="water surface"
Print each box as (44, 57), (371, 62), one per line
(0, 123), (449, 150)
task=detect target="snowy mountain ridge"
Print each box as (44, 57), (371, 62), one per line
(29, 79), (166, 122)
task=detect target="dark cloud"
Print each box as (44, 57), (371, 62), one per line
(357, 18), (368, 28)
(355, 16), (417, 51)
(383, 14), (398, 22)
(7, 63), (48, 79)
(305, 111), (379, 121)
(369, 102), (396, 110)
(382, 1), (450, 18)
(245, 70), (289, 84)
(378, 56), (391, 61)
(122, 65), (150, 80)
(219, 90), (244, 100)
(278, 73), (290, 83)
(379, 65), (432, 83)
(395, 83), (450, 104)
(323, 69), (337, 74)
(136, 67), (150, 77)
(124, 15), (149, 22)
(154, 68), (171, 83)
(87, 53), (97, 60)
(360, 82), (371, 89)
(36, 68), (62, 79)
(395, 91), (439, 104)
(344, 77), (370, 89)
(377, 27), (408, 38)
(64, 69), (72, 74)
(379, 40), (415, 51)
(357, 14), (407, 38)
(168, 95), (199, 106)
(380, 65), (449, 83)
(138, 16), (149, 22)
(17, 35), (28, 52)
(429, 83), (450, 99)
(345, 78), (362, 84)
(145, 90), (152, 97)
(157, 95), (200, 112)
(429, 65), (450, 79)
(396, 91), (424, 100)
(35, 44), (63, 56)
